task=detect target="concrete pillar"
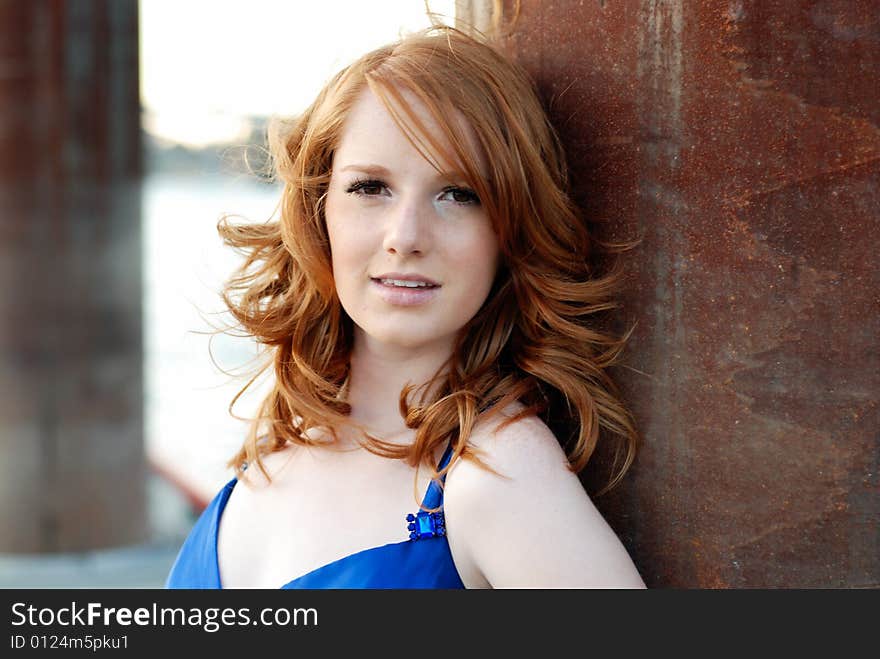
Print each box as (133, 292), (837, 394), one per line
(0, 0), (145, 552)
(486, 0), (878, 587)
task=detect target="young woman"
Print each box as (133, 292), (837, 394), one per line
(166, 26), (645, 589)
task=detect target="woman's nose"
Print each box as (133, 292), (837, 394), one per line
(382, 196), (432, 255)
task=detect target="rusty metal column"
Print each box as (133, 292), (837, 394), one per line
(485, 1), (878, 587)
(0, 0), (146, 552)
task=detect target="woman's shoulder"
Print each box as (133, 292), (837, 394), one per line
(223, 443), (306, 528)
(220, 444), (302, 537)
(448, 400), (569, 485)
(443, 401), (645, 588)
(441, 402), (569, 586)
(216, 444), (307, 587)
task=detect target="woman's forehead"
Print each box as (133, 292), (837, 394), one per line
(334, 85), (488, 180)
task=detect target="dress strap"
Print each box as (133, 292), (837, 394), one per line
(405, 441), (455, 542)
(420, 440), (455, 510)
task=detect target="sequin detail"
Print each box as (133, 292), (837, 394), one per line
(406, 511), (446, 540)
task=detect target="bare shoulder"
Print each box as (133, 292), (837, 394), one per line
(236, 445), (300, 490)
(445, 401), (570, 496)
(443, 401), (645, 589)
(219, 445), (300, 540)
(472, 401), (568, 472)
(216, 444), (304, 587)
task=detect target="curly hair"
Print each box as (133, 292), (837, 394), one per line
(219, 25), (640, 499)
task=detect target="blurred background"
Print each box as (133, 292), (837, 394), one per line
(0, 0), (455, 587)
(2, 0), (877, 589)
(139, 0), (454, 538)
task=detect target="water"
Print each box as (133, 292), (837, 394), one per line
(143, 170), (281, 504)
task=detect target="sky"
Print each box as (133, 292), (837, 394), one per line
(139, 0), (456, 146)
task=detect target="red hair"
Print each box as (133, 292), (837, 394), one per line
(219, 26), (639, 498)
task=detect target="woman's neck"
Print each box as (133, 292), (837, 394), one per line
(344, 334), (453, 443)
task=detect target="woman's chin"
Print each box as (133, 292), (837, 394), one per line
(356, 327), (453, 354)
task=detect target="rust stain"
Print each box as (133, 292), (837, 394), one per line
(503, 0), (879, 587)
(725, 156), (880, 208)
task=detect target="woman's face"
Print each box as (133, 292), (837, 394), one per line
(324, 87), (500, 357)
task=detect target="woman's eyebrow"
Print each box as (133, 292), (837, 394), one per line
(337, 163), (478, 184)
(337, 164), (392, 176)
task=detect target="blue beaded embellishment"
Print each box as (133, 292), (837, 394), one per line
(406, 511), (446, 540)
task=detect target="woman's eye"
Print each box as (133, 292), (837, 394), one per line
(441, 187), (480, 205)
(346, 179), (387, 196)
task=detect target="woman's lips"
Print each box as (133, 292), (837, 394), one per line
(371, 279), (441, 306)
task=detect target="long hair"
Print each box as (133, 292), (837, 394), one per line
(220, 25), (639, 499)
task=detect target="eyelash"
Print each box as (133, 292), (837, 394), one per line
(345, 179), (386, 196)
(345, 178), (481, 206)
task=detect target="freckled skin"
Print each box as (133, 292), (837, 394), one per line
(324, 87), (500, 359)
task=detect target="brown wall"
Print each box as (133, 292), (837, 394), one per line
(0, 0), (146, 552)
(489, 0), (878, 587)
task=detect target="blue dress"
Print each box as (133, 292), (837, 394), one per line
(165, 441), (465, 589)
